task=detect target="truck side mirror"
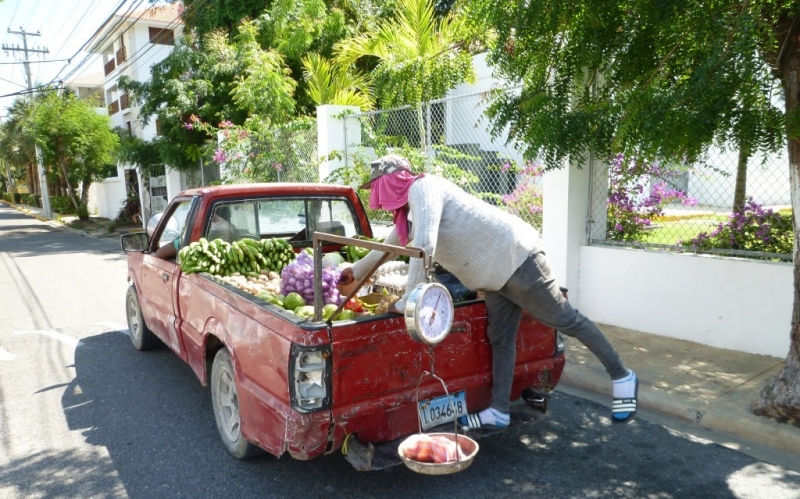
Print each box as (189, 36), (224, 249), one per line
(121, 232), (149, 252)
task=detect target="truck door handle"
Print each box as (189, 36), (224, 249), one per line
(162, 272), (170, 282)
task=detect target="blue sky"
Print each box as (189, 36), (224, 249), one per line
(0, 0), (141, 117)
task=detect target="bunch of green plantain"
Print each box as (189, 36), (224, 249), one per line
(343, 244), (371, 262)
(342, 235), (409, 263)
(178, 237), (296, 278)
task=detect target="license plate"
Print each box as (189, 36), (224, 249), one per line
(418, 391), (467, 430)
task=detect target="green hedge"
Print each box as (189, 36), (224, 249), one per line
(25, 193), (40, 207)
(50, 196), (78, 215)
(1, 193), (25, 203)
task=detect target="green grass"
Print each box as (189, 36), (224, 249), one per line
(643, 216), (729, 246)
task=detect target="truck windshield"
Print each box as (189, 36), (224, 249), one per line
(204, 197), (360, 243)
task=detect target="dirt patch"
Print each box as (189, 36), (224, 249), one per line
(64, 216), (139, 238)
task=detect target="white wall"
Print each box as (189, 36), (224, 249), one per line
(577, 245), (792, 357)
(90, 176), (127, 219)
(444, 53), (525, 168)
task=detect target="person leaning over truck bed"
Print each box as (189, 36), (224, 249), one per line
(338, 154), (639, 429)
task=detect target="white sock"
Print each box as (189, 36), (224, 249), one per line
(613, 370), (637, 399)
(479, 407), (509, 426)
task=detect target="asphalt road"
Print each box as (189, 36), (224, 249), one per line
(1, 204), (799, 499)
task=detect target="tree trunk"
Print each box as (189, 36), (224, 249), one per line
(57, 154), (80, 210)
(26, 162), (36, 196)
(752, 28), (800, 421)
(732, 143), (750, 215)
(80, 172), (92, 206)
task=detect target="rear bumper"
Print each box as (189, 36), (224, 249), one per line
(343, 390), (554, 471)
(330, 353), (565, 457)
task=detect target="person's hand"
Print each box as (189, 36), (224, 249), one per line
(339, 267), (355, 285)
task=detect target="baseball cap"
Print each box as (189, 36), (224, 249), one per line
(359, 154), (412, 189)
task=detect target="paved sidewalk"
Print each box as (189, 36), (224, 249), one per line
(4, 200), (799, 466)
(561, 323), (800, 462)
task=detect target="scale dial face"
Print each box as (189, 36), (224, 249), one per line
(404, 282), (455, 345)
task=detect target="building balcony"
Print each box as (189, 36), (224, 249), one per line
(104, 58), (116, 76)
(116, 46), (127, 66)
(108, 100), (120, 116)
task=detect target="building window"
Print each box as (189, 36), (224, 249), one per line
(126, 121), (132, 137)
(149, 27), (175, 45)
(155, 119), (162, 136)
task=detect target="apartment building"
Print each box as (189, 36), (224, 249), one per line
(84, 2), (185, 221)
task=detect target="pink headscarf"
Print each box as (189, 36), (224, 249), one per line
(369, 169), (424, 245)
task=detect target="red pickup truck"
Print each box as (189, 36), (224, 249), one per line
(120, 183), (565, 470)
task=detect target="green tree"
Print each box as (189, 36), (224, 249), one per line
(334, 0), (473, 108)
(180, 0), (271, 37)
(0, 98), (37, 195)
(301, 53), (373, 109)
(465, 0), (800, 420)
(31, 89), (119, 214)
(120, 22), (296, 173)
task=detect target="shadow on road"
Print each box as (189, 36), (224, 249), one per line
(51, 331), (800, 499)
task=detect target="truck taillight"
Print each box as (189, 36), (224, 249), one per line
(555, 331), (566, 356)
(289, 344), (331, 413)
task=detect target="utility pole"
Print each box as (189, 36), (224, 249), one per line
(3, 28), (52, 219)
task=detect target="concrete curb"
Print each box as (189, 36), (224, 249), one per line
(560, 368), (800, 458)
(2, 200), (122, 239)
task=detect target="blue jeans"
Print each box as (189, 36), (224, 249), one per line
(484, 251), (628, 412)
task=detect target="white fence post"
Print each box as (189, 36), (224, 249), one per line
(542, 155), (592, 306)
(317, 105), (361, 181)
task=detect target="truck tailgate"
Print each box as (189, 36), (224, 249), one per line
(329, 301), (562, 443)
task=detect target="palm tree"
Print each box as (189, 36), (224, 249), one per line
(0, 98), (38, 196)
(333, 0), (473, 151)
(301, 53), (374, 110)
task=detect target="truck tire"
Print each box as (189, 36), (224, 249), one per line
(126, 285), (160, 351)
(211, 348), (262, 459)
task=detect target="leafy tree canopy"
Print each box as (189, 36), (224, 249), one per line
(463, 0), (800, 420)
(2, 88), (119, 208)
(335, 0), (474, 107)
(463, 0), (794, 167)
(120, 21), (296, 172)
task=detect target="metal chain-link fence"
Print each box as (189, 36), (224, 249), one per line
(183, 159), (222, 189)
(218, 119), (319, 185)
(341, 88), (544, 230)
(587, 150), (792, 260)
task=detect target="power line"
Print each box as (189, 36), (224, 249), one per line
(21, 2), (41, 33)
(57, 0), (149, 85)
(0, 76), (27, 87)
(0, 59), (72, 65)
(51, 0), (105, 59)
(46, 0), (135, 86)
(6, 0), (22, 31)
(69, 0), (199, 98)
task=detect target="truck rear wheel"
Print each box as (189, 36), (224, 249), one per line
(211, 348), (262, 459)
(126, 285), (160, 351)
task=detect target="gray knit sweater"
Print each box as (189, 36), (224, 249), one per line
(352, 175), (542, 308)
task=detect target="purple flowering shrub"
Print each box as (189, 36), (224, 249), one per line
(607, 154), (697, 242)
(681, 198), (792, 254)
(500, 161), (544, 229)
